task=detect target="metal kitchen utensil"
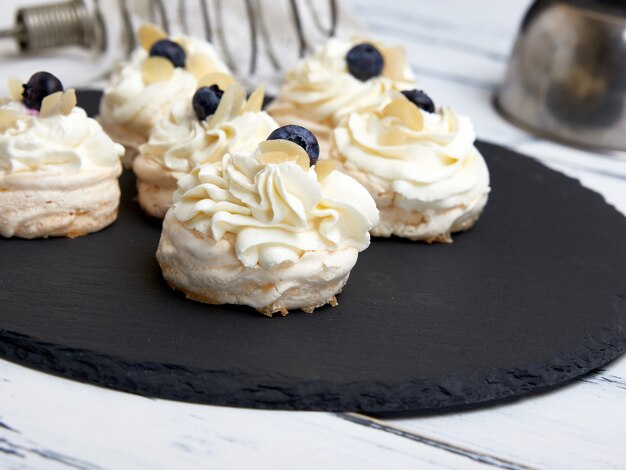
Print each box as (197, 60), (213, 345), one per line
(0, 0), (338, 77)
(0, 0), (106, 53)
(495, 0), (626, 153)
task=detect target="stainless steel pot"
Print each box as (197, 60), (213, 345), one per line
(496, 0), (626, 153)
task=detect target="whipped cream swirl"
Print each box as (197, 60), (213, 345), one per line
(0, 100), (124, 175)
(101, 36), (229, 136)
(140, 100), (278, 178)
(173, 146), (379, 269)
(332, 103), (490, 214)
(269, 38), (415, 128)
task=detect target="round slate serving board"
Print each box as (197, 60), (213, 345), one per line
(0, 91), (625, 413)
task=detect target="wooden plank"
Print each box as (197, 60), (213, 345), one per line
(383, 356), (626, 469)
(0, 359), (494, 469)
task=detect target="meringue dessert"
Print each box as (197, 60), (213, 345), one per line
(0, 73), (124, 239)
(157, 125), (379, 316)
(331, 89), (490, 242)
(267, 38), (415, 153)
(134, 74), (277, 218)
(99, 24), (230, 167)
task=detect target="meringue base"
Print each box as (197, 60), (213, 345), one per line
(371, 193), (489, 243)
(98, 101), (147, 169)
(133, 155), (177, 219)
(0, 165), (122, 239)
(335, 157), (489, 242)
(157, 211), (358, 316)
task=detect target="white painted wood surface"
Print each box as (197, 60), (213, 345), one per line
(2, 0), (626, 468)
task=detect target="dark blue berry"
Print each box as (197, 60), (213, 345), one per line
(401, 89), (436, 113)
(21, 72), (63, 111)
(192, 85), (223, 121)
(267, 125), (319, 166)
(346, 43), (384, 81)
(149, 39), (186, 68)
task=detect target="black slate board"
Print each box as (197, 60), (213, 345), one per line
(0, 90), (625, 413)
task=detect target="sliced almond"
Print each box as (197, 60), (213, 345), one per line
(382, 98), (423, 131)
(382, 46), (406, 81)
(229, 83), (245, 118)
(241, 84), (265, 114)
(207, 83), (245, 127)
(293, 151), (310, 171)
(314, 160), (336, 181)
(39, 91), (64, 117)
(259, 151), (292, 164)
(186, 53), (217, 80)
(259, 139), (310, 171)
(8, 77), (23, 101)
(379, 126), (408, 146)
(141, 56), (175, 84)
(138, 23), (167, 51)
(0, 108), (22, 128)
(197, 72), (235, 91)
(207, 84), (236, 127)
(60, 89), (77, 115)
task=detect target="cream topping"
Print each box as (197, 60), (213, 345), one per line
(101, 36), (229, 135)
(139, 99), (278, 178)
(172, 144), (379, 269)
(0, 99), (124, 176)
(270, 38), (415, 127)
(332, 101), (490, 212)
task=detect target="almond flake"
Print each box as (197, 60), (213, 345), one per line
(241, 85), (265, 114)
(39, 91), (64, 117)
(259, 140), (310, 171)
(197, 72), (235, 91)
(141, 56), (175, 84)
(60, 89), (77, 115)
(186, 53), (217, 80)
(382, 46), (406, 80)
(314, 160), (336, 180)
(379, 126), (408, 146)
(382, 98), (423, 131)
(138, 23), (167, 51)
(259, 151), (292, 164)
(208, 83), (245, 127)
(8, 77), (23, 101)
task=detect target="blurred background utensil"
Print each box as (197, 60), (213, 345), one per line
(0, 0), (363, 95)
(0, 0), (105, 53)
(496, 0), (626, 153)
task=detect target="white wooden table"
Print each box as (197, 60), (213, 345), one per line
(2, 1), (626, 468)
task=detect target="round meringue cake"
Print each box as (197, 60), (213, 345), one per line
(98, 24), (231, 168)
(331, 90), (490, 242)
(267, 38), (415, 154)
(134, 77), (277, 218)
(0, 75), (124, 239)
(157, 134), (379, 316)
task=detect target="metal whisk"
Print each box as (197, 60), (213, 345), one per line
(0, 0), (106, 52)
(0, 0), (339, 77)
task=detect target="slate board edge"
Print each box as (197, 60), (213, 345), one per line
(1, 297), (624, 412)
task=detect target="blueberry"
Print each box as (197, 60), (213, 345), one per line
(401, 89), (436, 113)
(346, 43), (384, 81)
(192, 85), (223, 121)
(149, 39), (186, 68)
(21, 72), (64, 111)
(267, 125), (319, 166)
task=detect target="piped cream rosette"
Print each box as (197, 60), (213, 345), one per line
(134, 74), (278, 218)
(331, 91), (490, 242)
(156, 138), (379, 316)
(98, 24), (231, 167)
(267, 37), (415, 154)
(0, 79), (124, 239)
